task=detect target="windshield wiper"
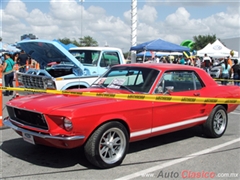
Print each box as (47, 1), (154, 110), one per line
(91, 83), (106, 88)
(111, 83), (135, 93)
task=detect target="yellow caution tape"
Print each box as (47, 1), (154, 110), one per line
(213, 78), (240, 82)
(3, 64), (26, 75)
(0, 86), (240, 104)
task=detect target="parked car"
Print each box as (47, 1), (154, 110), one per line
(4, 63), (240, 168)
(16, 40), (126, 90)
(209, 61), (223, 78)
(210, 58), (240, 78)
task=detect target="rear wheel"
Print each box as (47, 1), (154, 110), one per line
(203, 105), (228, 138)
(84, 121), (129, 168)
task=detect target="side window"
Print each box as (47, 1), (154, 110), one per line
(68, 50), (100, 65)
(155, 71), (203, 93)
(100, 52), (121, 67)
(173, 71), (194, 91)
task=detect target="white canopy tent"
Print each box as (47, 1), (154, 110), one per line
(197, 39), (238, 58)
(196, 43), (212, 56)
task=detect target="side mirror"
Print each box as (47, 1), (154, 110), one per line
(164, 86), (174, 94)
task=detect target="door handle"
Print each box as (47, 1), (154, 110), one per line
(194, 92), (200, 96)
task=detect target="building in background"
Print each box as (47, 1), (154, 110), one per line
(221, 37), (240, 58)
(21, 34), (38, 40)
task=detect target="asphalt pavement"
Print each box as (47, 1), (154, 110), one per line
(0, 106), (239, 180)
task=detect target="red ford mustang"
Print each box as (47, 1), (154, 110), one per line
(3, 63), (240, 168)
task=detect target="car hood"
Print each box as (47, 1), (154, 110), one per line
(17, 39), (84, 70)
(6, 88), (136, 114)
(211, 66), (221, 70)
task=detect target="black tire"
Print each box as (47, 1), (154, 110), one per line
(203, 105), (228, 138)
(84, 121), (129, 169)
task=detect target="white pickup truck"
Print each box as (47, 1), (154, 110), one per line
(17, 40), (126, 90)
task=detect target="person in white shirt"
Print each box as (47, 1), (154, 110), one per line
(155, 56), (160, 63)
(203, 54), (212, 74)
(195, 56), (201, 68)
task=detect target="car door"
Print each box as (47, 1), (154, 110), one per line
(151, 70), (207, 136)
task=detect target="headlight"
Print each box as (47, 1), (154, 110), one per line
(47, 80), (55, 88)
(44, 79), (56, 89)
(63, 117), (73, 131)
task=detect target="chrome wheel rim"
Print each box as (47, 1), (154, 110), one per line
(213, 109), (227, 135)
(99, 128), (126, 164)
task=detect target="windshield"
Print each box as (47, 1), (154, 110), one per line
(92, 66), (160, 93)
(69, 49), (101, 66)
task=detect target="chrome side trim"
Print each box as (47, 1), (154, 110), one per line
(130, 116), (208, 138)
(3, 118), (85, 141)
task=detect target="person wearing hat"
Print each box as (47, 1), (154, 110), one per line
(0, 53), (15, 96)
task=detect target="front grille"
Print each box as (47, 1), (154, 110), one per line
(21, 75), (45, 89)
(7, 106), (48, 130)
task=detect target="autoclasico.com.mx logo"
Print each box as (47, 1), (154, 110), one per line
(141, 170), (239, 179)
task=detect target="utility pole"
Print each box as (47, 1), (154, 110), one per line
(131, 0), (137, 63)
(80, 0), (84, 39)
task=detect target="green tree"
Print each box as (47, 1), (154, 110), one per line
(192, 34), (217, 50)
(123, 52), (130, 59)
(58, 38), (72, 45)
(72, 39), (80, 46)
(0, 37), (2, 41)
(79, 36), (98, 47)
(58, 36), (98, 47)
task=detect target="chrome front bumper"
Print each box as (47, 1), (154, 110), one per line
(3, 117), (85, 141)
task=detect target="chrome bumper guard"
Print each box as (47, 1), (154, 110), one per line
(3, 117), (85, 141)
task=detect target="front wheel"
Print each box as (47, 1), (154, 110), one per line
(203, 105), (228, 138)
(84, 121), (129, 168)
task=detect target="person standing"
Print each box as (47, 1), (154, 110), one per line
(155, 56), (160, 63)
(230, 59), (240, 86)
(203, 54), (211, 74)
(12, 52), (20, 81)
(1, 53), (15, 96)
(179, 56), (185, 65)
(17, 50), (29, 72)
(195, 56), (201, 68)
(12, 52), (20, 63)
(227, 56), (232, 67)
(220, 58), (231, 85)
(173, 56), (179, 64)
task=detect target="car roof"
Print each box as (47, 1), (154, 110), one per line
(113, 63), (202, 71)
(112, 63), (218, 87)
(69, 47), (122, 51)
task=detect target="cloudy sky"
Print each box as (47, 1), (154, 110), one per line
(1, 0), (240, 52)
